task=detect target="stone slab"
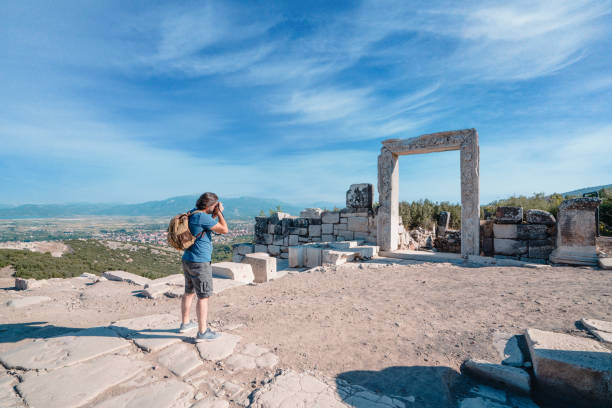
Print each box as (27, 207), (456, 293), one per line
(599, 257), (612, 270)
(242, 253), (277, 283)
(93, 380), (194, 408)
(6, 296), (51, 308)
(493, 332), (526, 367)
(191, 397), (229, 408)
(353, 245), (379, 258)
(493, 224), (517, 239)
(525, 328), (612, 403)
(17, 354), (148, 408)
(0, 371), (24, 408)
(249, 370), (348, 408)
(144, 274), (184, 288)
(103, 270), (151, 286)
(321, 249), (355, 266)
(196, 332), (240, 361)
(467, 255), (550, 269)
(110, 313), (186, 352)
(156, 342), (203, 377)
(212, 262), (254, 283)
(462, 359), (530, 393)
(581, 318), (612, 334)
(0, 326), (130, 370)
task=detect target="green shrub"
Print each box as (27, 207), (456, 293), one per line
(399, 200), (461, 230)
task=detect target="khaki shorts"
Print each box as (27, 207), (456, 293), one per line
(182, 260), (213, 299)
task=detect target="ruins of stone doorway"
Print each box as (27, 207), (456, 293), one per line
(377, 129), (480, 257)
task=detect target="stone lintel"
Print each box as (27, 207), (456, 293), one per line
(382, 128), (475, 156)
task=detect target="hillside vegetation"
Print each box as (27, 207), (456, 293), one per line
(0, 239), (236, 280)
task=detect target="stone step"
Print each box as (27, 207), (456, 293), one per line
(212, 262), (254, 283)
(525, 328), (612, 404)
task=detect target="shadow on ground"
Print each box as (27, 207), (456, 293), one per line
(336, 365), (472, 408)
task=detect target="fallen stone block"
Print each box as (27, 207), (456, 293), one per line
(462, 359), (530, 393)
(144, 274), (184, 288)
(14, 277), (46, 290)
(525, 328), (612, 404)
(599, 258), (612, 270)
(353, 245), (378, 259)
(6, 296), (51, 308)
(93, 379), (194, 408)
(17, 354), (148, 408)
(142, 285), (167, 299)
(581, 318), (612, 344)
(196, 332), (240, 361)
(493, 332), (526, 367)
(212, 262), (254, 283)
(495, 207), (523, 224)
(156, 343), (203, 377)
(526, 209), (556, 225)
(321, 250), (355, 266)
(242, 253), (277, 283)
(288, 246), (305, 268)
(305, 247), (322, 268)
(102, 270), (151, 286)
(0, 326), (130, 370)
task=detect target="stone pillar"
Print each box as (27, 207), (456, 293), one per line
(437, 211), (450, 236)
(549, 197), (601, 266)
(459, 131), (480, 257)
(377, 147), (399, 251)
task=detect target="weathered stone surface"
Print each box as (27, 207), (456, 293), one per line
(582, 318), (612, 334)
(321, 250), (355, 265)
(110, 313), (185, 352)
(213, 278), (247, 294)
(528, 245), (554, 260)
(300, 208), (323, 218)
(196, 333), (240, 361)
(346, 184), (373, 209)
(0, 371), (23, 408)
(288, 234), (299, 246)
(14, 277), (46, 290)
(526, 209), (556, 225)
(232, 254), (244, 263)
(234, 243), (254, 256)
(6, 296), (51, 308)
(272, 236), (284, 246)
(348, 216), (369, 232)
(309, 225), (322, 237)
(17, 354), (148, 408)
(321, 234), (335, 242)
(495, 207), (523, 224)
(212, 262), (254, 283)
(550, 198), (601, 266)
(525, 328), (612, 403)
(493, 224), (518, 239)
(322, 223), (334, 234)
(242, 253), (277, 283)
(144, 274), (184, 288)
(249, 371), (348, 408)
(377, 147), (399, 252)
(93, 379), (194, 408)
(0, 326), (129, 370)
(494, 239), (527, 255)
(599, 257), (612, 270)
(322, 211), (340, 224)
(254, 244), (268, 253)
(156, 342), (203, 377)
(288, 246), (305, 268)
(305, 247), (322, 267)
(102, 270), (151, 286)
(516, 224), (548, 240)
(191, 397), (229, 408)
(462, 359), (530, 393)
(353, 245), (378, 259)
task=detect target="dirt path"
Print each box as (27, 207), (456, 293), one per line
(0, 259), (610, 407)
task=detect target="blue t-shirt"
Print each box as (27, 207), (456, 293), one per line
(182, 208), (218, 263)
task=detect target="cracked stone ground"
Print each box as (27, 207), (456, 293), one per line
(0, 259), (610, 407)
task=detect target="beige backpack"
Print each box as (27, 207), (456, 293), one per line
(167, 210), (205, 251)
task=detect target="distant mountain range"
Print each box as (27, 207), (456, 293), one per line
(0, 196), (343, 220)
(561, 184), (611, 197)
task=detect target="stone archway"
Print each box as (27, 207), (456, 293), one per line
(377, 128), (480, 257)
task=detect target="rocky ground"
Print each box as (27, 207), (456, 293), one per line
(0, 258), (610, 408)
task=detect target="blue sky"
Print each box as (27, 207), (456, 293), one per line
(1, 0), (611, 206)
